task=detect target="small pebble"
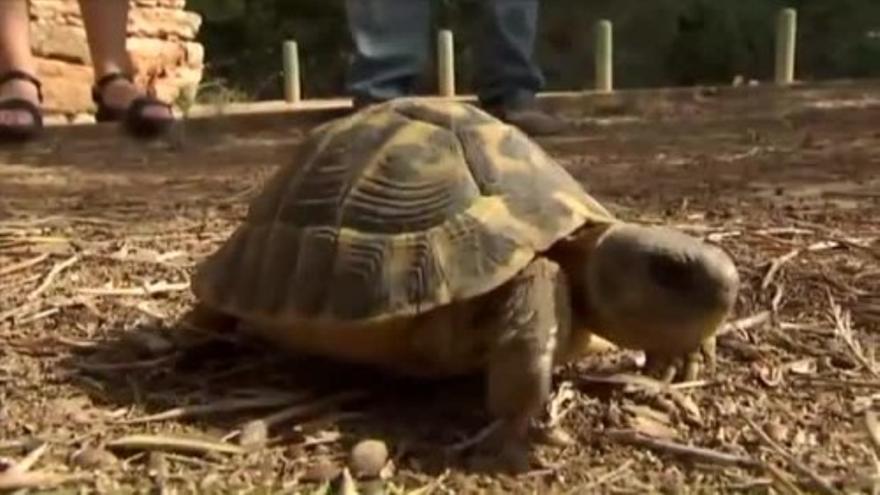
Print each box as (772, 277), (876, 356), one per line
(70, 446), (118, 469)
(349, 439), (388, 479)
(238, 420), (268, 449)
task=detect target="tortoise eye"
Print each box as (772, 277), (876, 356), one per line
(648, 253), (695, 292)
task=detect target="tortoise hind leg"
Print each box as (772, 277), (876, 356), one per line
(478, 257), (573, 473)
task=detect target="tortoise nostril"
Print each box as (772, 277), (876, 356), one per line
(648, 253), (695, 292)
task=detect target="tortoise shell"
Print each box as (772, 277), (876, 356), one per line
(192, 98), (615, 324)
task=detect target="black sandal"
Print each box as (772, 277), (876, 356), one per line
(0, 70), (44, 142)
(92, 72), (174, 138)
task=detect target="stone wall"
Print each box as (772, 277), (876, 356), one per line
(29, 0), (204, 115)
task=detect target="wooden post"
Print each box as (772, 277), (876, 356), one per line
(595, 20), (613, 92)
(774, 8), (797, 85)
(283, 40), (301, 103)
(437, 29), (456, 97)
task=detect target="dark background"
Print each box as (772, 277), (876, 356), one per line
(186, 0), (880, 102)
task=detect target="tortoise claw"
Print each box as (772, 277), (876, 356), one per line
(468, 421), (534, 474)
(529, 424), (575, 447)
(644, 337), (717, 383)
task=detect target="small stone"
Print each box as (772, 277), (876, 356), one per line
(70, 446), (118, 469)
(348, 439), (389, 479)
(238, 420), (268, 449)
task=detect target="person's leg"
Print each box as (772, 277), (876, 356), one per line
(78, 0), (173, 137)
(474, 0), (566, 135)
(0, 0), (43, 140)
(345, 0), (432, 107)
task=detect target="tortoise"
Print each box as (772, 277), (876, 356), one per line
(189, 98), (740, 471)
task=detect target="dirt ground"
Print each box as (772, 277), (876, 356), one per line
(1, 83), (879, 494)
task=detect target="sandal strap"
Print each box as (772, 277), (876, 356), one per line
(0, 70), (43, 102)
(92, 72), (135, 105)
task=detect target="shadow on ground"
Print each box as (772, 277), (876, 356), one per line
(59, 313), (636, 480)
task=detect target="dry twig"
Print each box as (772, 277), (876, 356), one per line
(0, 442), (87, 491)
(446, 419), (503, 453)
(569, 460), (635, 493)
(0, 252), (49, 277)
(719, 310), (772, 336)
(405, 469), (450, 495)
(119, 393), (310, 425)
(106, 434), (246, 456)
(865, 410), (880, 459)
(762, 248), (801, 290)
(763, 461), (807, 495)
(76, 281), (189, 297)
(603, 429), (759, 468)
(828, 294), (878, 377)
(26, 254), (79, 300)
(745, 417), (841, 495)
(235, 390), (367, 448)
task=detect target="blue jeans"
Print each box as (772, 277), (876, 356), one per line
(345, 0), (545, 108)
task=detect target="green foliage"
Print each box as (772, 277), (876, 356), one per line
(188, 0), (880, 102)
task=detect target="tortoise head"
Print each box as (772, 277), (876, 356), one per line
(579, 223), (739, 354)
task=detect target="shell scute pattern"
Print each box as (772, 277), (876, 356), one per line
(392, 98), (498, 130)
(323, 229), (393, 319)
(340, 123), (479, 235)
(276, 111), (411, 228)
(193, 99), (612, 324)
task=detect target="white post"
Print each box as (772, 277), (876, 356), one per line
(595, 20), (613, 92)
(437, 29), (456, 97)
(283, 40), (301, 103)
(774, 8), (797, 85)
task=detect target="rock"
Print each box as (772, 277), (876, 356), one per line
(348, 439), (389, 479)
(238, 420), (269, 450)
(70, 446), (118, 470)
(28, 0), (203, 115)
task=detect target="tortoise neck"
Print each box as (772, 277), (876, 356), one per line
(546, 224), (613, 328)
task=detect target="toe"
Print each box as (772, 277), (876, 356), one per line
(701, 338), (718, 373)
(683, 356), (701, 382)
(644, 354), (677, 382)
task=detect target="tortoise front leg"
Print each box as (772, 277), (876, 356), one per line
(479, 257), (572, 473)
(644, 337), (717, 382)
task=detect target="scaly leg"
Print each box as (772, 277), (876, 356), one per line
(479, 257), (572, 473)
